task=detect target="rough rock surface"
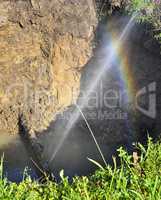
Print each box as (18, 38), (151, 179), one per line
(0, 0), (97, 135)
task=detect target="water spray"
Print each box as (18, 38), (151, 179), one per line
(49, 13), (138, 165)
(75, 104), (108, 168)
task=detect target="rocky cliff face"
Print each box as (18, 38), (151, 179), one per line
(0, 0), (97, 135)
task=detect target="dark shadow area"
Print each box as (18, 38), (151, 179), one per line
(0, 117), (45, 182)
(37, 14), (161, 181)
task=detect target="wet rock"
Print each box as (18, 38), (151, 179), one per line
(0, 0), (97, 135)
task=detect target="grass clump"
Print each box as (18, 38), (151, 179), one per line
(0, 138), (160, 200)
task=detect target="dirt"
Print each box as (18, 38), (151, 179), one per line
(0, 0), (97, 135)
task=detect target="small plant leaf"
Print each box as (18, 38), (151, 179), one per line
(87, 157), (105, 170)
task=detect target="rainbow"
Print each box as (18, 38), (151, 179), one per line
(108, 31), (137, 103)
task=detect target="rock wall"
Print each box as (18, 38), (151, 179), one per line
(0, 0), (97, 135)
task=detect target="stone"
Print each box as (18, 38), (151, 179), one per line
(0, 0), (97, 135)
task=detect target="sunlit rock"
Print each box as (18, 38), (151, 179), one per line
(0, 0), (97, 135)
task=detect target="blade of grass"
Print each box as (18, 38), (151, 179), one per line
(0, 154), (4, 180)
(87, 158), (105, 170)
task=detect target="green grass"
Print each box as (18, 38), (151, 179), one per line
(0, 138), (161, 200)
